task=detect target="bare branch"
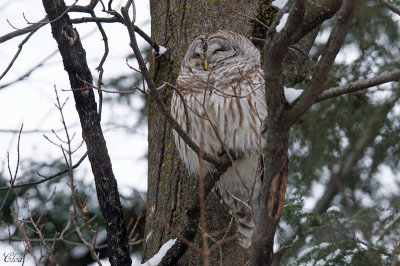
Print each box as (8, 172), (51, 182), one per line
(377, 0), (400, 16)
(0, 28), (39, 81)
(0, 17), (47, 43)
(71, 16), (161, 53)
(25, 192), (57, 264)
(88, 9), (109, 119)
(250, 1), (305, 265)
(264, 0), (305, 119)
(63, 74), (139, 94)
(0, 124), (23, 212)
(317, 69), (400, 102)
(71, 16), (119, 23)
(53, 87), (103, 265)
(290, 0), (342, 44)
(0, 50), (58, 90)
(286, 0), (358, 125)
(198, 144), (210, 266)
(0, 152), (87, 191)
(10, 208), (39, 265)
(128, 212), (145, 240)
(222, 3), (269, 29)
(138, 195), (203, 255)
(0, 0), (79, 44)
(208, 235), (237, 253)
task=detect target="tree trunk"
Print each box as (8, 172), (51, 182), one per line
(145, 0), (344, 265)
(42, 0), (131, 265)
(144, 1), (260, 265)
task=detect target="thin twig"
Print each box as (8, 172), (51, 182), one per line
(164, 82), (191, 133)
(25, 192), (57, 264)
(137, 195), (203, 254)
(222, 3), (269, 29)
(198, 139), (210, 266)
(54, 87), (103, 265)
(286, 0), (358, 125)
(10, 208), (39, 265)
(121, 0), (227, 168)
(70, 16), (161, 53)
(0, 28), (39, 81)
(0, 151), (87, 191)
(128, 212), (145, 240)
(0, 27), (99, 90)
(0, 17), (47, 43)
(89, 8), (109, 119)
(0, 124), (23, 213)
(64, 74), (140, 94)
(208, 235), (237, 253)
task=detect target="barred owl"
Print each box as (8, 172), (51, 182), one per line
(171, 30), (267, 249)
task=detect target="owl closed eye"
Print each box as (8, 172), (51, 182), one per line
(182, 31), (260, 72)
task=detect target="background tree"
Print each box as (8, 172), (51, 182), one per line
(0, 1), (149, 265)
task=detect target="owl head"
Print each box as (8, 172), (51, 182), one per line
(180, 30), (261, 73)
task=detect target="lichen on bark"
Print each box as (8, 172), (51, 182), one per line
(144, 0), (259, 265)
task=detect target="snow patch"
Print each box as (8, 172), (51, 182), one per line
(284, 87), (303, 104)
(327, 206), (341, 212)
(158, 45), (167, 55)
(139, 238), (177, 266)
(319, 242), (330, 249)
(271, 0), (289, 9)
(276, 13), (289, 32)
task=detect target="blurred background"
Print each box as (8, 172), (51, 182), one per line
(0, 0), (150, 265)
(1, 0), (400, 265)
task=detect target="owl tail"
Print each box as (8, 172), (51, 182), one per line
(235, 211), (255, 249)
(213, 154), (263, 249)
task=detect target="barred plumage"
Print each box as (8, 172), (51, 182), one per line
(171, 30), (267, 249)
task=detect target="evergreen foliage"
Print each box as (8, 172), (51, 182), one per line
(278, 1), (400, 264)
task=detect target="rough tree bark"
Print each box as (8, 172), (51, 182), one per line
(145, 0), (344, 265)
(42, 1), (131, 265)
(144, 1), (257, 265)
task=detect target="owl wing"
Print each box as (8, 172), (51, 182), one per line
(171, 72), (221, 175)
(206, 63), (267, 155)
(205, 63), (266, 249)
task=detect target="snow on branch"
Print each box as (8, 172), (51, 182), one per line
(276, 13), (289, 33)
(284, 87), (303, 104)
(271, 0), (289, 9)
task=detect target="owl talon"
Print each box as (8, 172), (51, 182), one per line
(217, 148), (225, 157)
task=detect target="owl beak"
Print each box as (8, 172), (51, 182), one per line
(203, 58), (208, 71)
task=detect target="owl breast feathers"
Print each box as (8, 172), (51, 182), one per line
(171, 30), (267, 249)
